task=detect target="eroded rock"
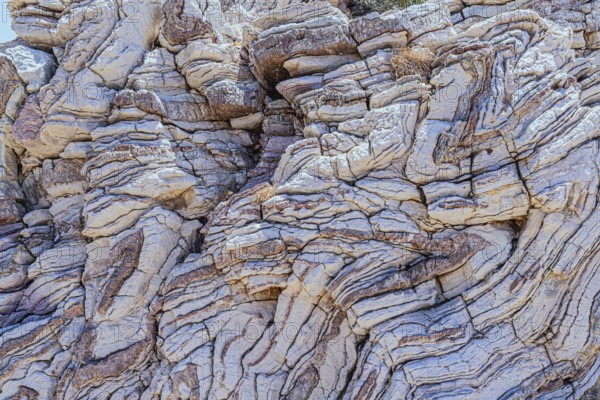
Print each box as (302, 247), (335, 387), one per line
(1, 0), (600, 399)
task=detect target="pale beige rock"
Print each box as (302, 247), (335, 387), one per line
(0, 45), (56, 93)
(22, 209), (52, 227)
(283, 54), (362, 77)
(1, 0), (600, 399)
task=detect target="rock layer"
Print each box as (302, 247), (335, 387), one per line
(1, 0), (600, 399)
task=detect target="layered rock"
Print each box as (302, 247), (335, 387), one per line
(1, 0), (600, 399)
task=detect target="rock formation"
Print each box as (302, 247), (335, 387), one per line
(1, 0), (600, 398)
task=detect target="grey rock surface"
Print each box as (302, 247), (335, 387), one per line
(1, 0), (600, 398)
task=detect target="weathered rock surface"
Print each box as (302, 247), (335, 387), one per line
(1, 0), (600, 399)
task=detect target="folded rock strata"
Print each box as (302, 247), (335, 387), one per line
(1, 0), (600, 399)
